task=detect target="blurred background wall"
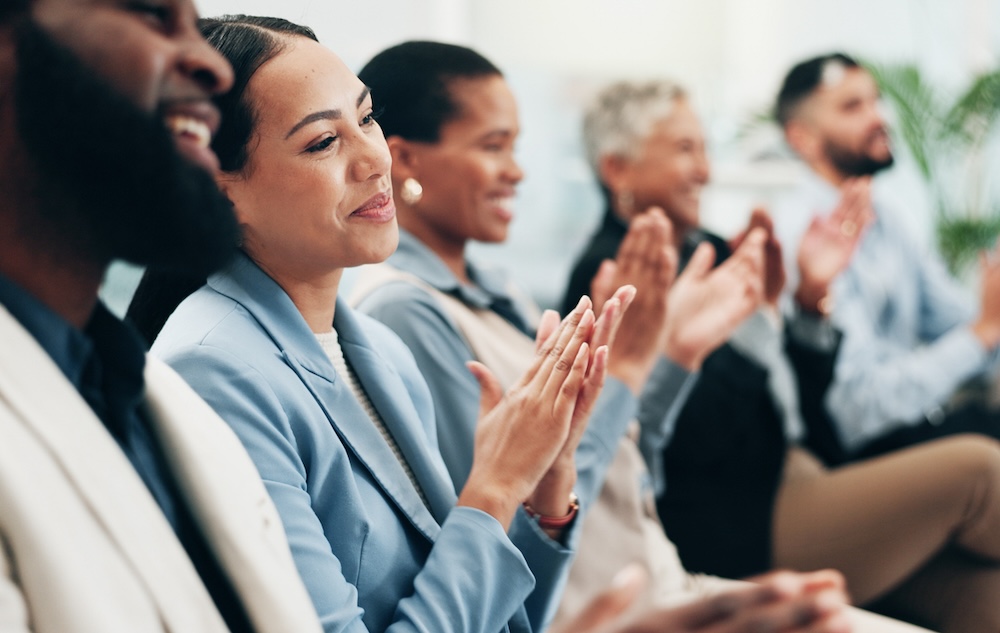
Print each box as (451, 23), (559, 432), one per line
(101, 0), (1000, 312)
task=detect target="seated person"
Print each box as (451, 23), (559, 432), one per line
(0, 1), (323, 631)
(563, 78), (1000, 633)
(351, 40), (770, 628)
(773, 52), (1000, 460)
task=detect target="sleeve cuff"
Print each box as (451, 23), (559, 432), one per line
(788, 309), (841, 352)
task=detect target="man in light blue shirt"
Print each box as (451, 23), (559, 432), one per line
(773, 52), (1000, 459)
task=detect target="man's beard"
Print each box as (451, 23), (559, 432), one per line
(823, 131), (895, 178)
(13, 20), (239, 275)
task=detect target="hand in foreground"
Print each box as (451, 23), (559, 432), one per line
(661, 228), (767, 370)
(553, 568), (852, 633)
(590, 207), (678, 393)
(795, 177), (874, 314)
(730, 208), (785, 306)
(457, 297), (605, 528)
(973, 241), (1000, 348)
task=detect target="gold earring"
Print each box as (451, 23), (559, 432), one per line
(401, 178), (423, 205)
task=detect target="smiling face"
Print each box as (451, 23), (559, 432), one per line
(31, 0), (232, 172)
(792, 66), (894, 181)
(5, 0), (238, 273)
(393, 74), (523, 250)
(613, 98), (709, 236)
(221, 36), (395, 280)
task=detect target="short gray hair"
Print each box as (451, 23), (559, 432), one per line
(582, 79), (687, 176)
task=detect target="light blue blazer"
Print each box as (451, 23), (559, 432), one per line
(151, 253), (572, 633)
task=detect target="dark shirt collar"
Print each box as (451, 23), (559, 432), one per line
(390, 229), (516, 309)
(0, 274), (94, 386)
(0, 273), (146, 435)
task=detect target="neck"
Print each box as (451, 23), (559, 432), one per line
(398, 209), (469, 284)
(0, 171), (106, 329)
(811, 159), (849, 188)
(251, 254), (343, 333)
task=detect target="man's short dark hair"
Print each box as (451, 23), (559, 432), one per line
(774, 53), (860, 126)
(358, 40), (502, 143)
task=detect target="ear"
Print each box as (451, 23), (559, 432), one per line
(386, 135), (420, 182)
(598, 153), (632, 197)
(214, 172), (248, 222)
(784, 119), (821, 163)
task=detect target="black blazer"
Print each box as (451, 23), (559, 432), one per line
(562, 209), (845, 579)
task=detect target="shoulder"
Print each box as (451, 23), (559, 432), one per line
(355, 278), (464, 344)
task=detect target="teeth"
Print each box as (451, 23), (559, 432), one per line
(490, 196), (515, 211)
(165, 115), (211, 149)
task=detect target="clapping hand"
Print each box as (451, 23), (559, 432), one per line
(794, 177), (874, 313)
(553, 568), (852, 633)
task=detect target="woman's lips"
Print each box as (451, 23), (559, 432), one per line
(351, 192), (396, 222)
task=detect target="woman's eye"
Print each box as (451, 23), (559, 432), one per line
(307, 137), (336, 153)
(361, 107), (384, 127)
(127, 1), (170, 25)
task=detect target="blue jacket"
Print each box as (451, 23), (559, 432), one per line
(152, 253), (572, 633)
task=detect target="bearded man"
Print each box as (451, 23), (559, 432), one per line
(0, 1), (322, 631)
(773, 52), (1000, 460)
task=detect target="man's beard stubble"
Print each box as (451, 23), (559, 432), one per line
(823, 131), (895, 178)
(13, 20), (239, 276)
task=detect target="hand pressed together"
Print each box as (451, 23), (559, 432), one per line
(554, 568), (852, 633)
(457, 296), (608, 527)
(590, 207), (677, 393)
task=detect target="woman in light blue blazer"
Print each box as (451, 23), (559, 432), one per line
(144, 15), (620, 633)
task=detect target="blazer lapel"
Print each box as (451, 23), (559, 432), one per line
(0, 306), (228, 633)
(335, 303), (459, 523)
(142, 358), (322, 633)
(209, 255), (446, 542)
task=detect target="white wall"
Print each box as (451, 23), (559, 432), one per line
(102, 1), (1000, 313)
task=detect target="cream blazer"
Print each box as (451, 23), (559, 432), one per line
(0, 305), (322, 633)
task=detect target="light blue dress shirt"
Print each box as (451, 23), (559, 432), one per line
(774, 172), (994, 452)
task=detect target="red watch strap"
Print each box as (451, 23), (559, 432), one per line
(523, 493), (579, 529)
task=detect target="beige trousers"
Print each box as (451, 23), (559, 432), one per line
(773, 435), (1000, 633)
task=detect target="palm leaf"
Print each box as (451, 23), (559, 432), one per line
(942, 69), (1000, 146)
(866, 62), (944, 180)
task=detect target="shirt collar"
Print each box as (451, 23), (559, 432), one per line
(0, 273), (146, 408)
(390, 229), (515, 310)
(0, 273), (93, 386)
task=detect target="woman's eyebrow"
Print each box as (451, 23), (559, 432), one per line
(285, 88), (372, 140)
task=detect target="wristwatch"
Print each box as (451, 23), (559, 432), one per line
(523, 492), (580, 529)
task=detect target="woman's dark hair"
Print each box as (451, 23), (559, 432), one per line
(201, 15), (318, 172)
(126, 15), (316, 347)
(357, 41), (501, 142)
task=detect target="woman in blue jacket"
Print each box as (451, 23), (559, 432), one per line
(146, 15), (614, 633)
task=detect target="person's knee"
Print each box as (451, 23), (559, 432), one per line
(944, 434), (1000, 480)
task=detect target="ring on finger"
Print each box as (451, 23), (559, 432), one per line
(840, 220), (857, 237)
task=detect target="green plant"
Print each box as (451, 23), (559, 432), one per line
(867, 62), (1000, 273)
